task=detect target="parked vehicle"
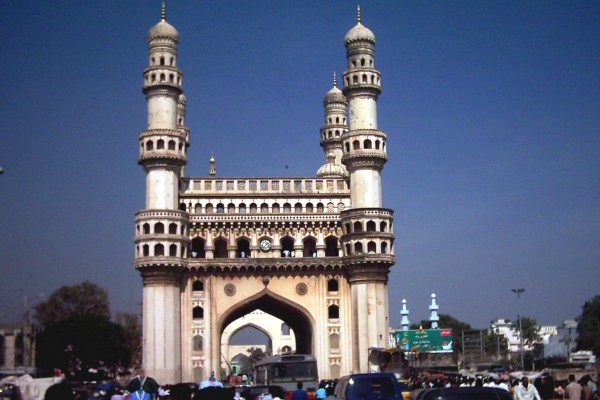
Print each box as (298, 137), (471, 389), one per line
(413, 387), (513, 400)
(334, 373), (402, 400)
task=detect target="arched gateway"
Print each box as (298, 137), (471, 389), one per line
(134, 4), (396, 385)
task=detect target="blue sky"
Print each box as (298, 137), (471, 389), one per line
(1, 1), (599, 332)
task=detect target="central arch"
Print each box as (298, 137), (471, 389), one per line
(218, 288), (314, 355)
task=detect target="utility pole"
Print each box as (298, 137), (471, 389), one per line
(511, 288), (525, 370)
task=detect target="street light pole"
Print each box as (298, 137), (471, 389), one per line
(512, 288), (525, 370)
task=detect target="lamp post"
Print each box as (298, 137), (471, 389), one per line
(23, 293), (44, 371)
(511, 288), (525, 370)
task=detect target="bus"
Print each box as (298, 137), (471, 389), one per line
(253, 354), (319, 396)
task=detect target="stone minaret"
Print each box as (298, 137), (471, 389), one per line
(429, 293), (440, 329)
(340, 6), (395, 372)
(318, 72), (348, 177)
(401, 299), (410, 331)
(134, 2), (188, 384)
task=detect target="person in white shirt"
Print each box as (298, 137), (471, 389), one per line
(517, 377), (541, 400)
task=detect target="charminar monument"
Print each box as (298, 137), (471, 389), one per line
(134, 3), (396, 384)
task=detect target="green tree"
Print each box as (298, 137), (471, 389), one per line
(515, 316), (541, 345)
(483, 331), (508, 357)
(36, 314), (131, 379)
(115, 312), (142, 369)
(576, 295), (600, 356)
(33, 281), (110, 325)
(410, 314), (472, 354)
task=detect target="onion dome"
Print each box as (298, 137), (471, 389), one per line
(324, 72), (346, 104)
(317, 152), (348, 178)
(148, 2), (179, 41)
(344, 5), (375, 44)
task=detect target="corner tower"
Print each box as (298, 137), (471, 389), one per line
(340, 6), (395, 372)
(134, 3), (188, 384)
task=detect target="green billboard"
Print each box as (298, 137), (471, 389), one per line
(394, 329), (453, 353)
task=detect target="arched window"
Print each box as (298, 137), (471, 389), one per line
(375, 140), (380, 150)
(360, 58), (365, 66)
(280, 236), (294, 257)
(306, 203), (314, 213)
(345, 243), (351, 255)
(179, 203), (187, 212)
(169, 244), (177, 256)
(146, 141), (154, 151)
(169, 223), (177, 234)
(193, 306), (204, 319)
(303, 237), (317, 257)
(282, 345), (292, 354)
(327, 278), (339, 292)
(367, 241), (376, 253)
(216, 203), (225, 213)
(380, 221), (387, 232)
(366, 221), (376, 232)
(143, 244), (150, 257)
(353, 221), (363, 233)
(214, 238), (228, 258)
(325, 236), (338, 257)
(295, 203), (303, 213)
(354, 242), (363, 254)
(205, 203), (214, 213)
(272, 203), (280, 213)
(155, 243), (164, 256)
(143, 223), (150, 234)
(317, 203), (324, 213)
(281, 323), (291, 336)
(364, 139), (372, 149)
(327, 202), (335, 213)
(344, 223), (351, 234)
(328, 305), (340, 319)
(239, 203), (247, 213)
(191, 237), (206, 258)
(192, 280), (204, 292)
(345, 142), (350, 153)
(260, 203), (269, 213)
(154, 222), (164, 234)
(237, 238), (250, 258)
(283, 203), (291, 213)
(193, 335), (203, 351)
(250, 203), (257, 213)
(353, 140), (360, 150)
(381, 242), (388, 254)
(168, 140), (176, 150)
(227, 203), (235, 213)
(194, 203), (201, 213)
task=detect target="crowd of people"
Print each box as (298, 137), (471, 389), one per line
(402, 372), (599, 400)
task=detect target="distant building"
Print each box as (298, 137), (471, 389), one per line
(0, 325), (37, 376)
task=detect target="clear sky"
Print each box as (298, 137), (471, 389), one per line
(1, 1), (599, 331)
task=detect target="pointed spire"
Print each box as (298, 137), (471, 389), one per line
(161, 0), (166, 21)
(332, 71), (337, 88)
(357, 4), (362, 24)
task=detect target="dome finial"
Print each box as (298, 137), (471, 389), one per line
(333, 71), (337, 88)
(161, 0), (167, 21)
(357, 4), (362, 24)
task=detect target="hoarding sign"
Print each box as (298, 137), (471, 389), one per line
(394, 329), (453, 353)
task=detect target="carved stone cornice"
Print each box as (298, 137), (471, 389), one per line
(139, 265), (186, 286)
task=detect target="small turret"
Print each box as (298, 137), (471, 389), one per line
(401, 299), (410, 331)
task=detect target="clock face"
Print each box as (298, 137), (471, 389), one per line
(260, 239), (271, 251)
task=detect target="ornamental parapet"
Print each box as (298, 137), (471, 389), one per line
(135, 209), (189, 220)
(342, 129), (386, 140)
(189, 214), (340, 224)
(186, 257), (343, 276)
(341, 231), (394, 241)
(340, 207), (394, 219)
(181, 177), (349, 195)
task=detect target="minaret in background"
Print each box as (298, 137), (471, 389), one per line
(401, 299), (410, 331)
(429, 293), (440, 329)
(134, 2), (189, 384)
(317, 72), (348, 178)
(340, 6), (396, 372)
